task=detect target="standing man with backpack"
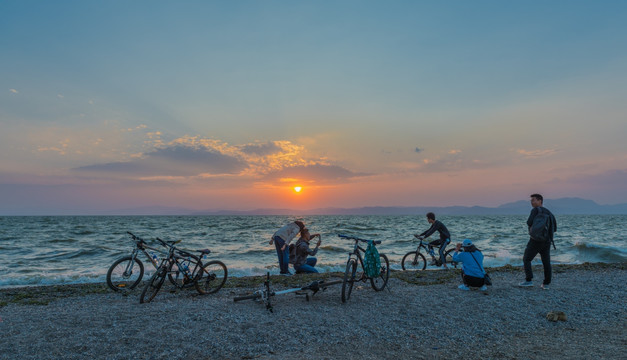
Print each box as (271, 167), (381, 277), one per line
(519, 194), (557, 290)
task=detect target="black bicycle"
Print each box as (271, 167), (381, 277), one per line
(140, 237), (228, 303)
(401, 235), (458, 271)
(338, 234), (389, 303)
(107, 232), (175, 292)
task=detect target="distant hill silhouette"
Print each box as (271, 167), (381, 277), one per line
(183, 197), (627, 216)
(67, 197), (626, 216)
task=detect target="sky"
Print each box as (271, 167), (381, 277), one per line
(1, 1), (627, 214)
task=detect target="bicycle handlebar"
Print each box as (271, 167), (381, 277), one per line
(127, 231), (147, 244)
(337, 234), (381, 245)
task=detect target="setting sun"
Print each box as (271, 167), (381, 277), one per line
(293, 186), (302, 193)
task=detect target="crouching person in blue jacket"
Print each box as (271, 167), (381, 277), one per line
(452, 239), (487, 291)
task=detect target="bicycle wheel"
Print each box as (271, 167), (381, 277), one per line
(370, 253), (389, 291)
(195, 260), (228, 295)
(401, 251), (426, 271)
(444, 249), (459, 268)
(140, 266), (167, 304)
(341, 259), (357, 303)
(107, 256), (144, 291)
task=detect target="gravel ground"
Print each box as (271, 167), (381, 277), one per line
(1, 263), (625, 359)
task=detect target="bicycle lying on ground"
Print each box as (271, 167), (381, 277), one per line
(338, 234), (389, 303)
(107, 232), (174, 292)
(140, 237), (228, 303)
(401, 235), (458, 271)
(233, 272), (342, 312)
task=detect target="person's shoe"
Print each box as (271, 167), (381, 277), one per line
(540, 283), (550, 290)
(458, 284), (470, 291)
(518, 280), (534, 287)
(279, 271), (292, 276)
(479, 285), (488, 291)
(429, 259), (437, 266)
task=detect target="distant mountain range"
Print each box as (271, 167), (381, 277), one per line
(108, 197), (627, 216)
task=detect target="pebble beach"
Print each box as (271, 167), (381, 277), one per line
(1, 263), (625, 359)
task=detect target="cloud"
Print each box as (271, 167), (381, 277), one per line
(238, 141), (282, 156)
(264, 164), (368, 183)
(70, 135), (369, 187)
(74, 142), (247, 177)
(515, 148), (558, 158)
(9, 89), (19, 93)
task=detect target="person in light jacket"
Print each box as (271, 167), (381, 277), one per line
(270, 220), (305, 275)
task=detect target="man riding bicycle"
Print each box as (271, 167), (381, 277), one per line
(415, 212), (451, 269)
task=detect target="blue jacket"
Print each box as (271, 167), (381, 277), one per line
(452, 250), (485, 278)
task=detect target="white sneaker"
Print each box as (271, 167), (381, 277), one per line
(458, 284), (470, 291)
(479, 285), (488, 291)
(540, 284), (550, 290)
(518, 281), (533, 287)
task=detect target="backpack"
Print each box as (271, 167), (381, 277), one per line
(529, 207), (551, 243)
(363, 241), (381, 278)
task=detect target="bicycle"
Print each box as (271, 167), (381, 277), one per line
(107, 232), (174, 292)
(233, 272), (342, 312)
(401, 235), (458, 271)
(140, 237), (228, 303)
(337, 234), (389, 303)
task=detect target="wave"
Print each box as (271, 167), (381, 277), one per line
(572, 242), (627, 263)
(0, 273), (105, 288)
(47, 238), (79, 244)
(318, 245), (346, 253)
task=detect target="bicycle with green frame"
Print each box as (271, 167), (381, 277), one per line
(337, 234), (389, 303)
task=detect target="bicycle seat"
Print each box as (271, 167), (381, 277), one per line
(197, 249), (211, 255)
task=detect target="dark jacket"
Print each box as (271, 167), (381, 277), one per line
(291, 238), (319, 267)
(527, 206), (557, 242)
(419, 220), (451, 241)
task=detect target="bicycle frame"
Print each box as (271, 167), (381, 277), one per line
(340, 234), (381, 281)
(125, 232), (168, 274)
(414, 237), (444, 256)
(168, 249), (205, 287)
(347, 241), (368, 280)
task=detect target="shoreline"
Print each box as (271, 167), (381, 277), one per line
(1, 262), (625, 359)
(1, 261), (623, 294)
(0, 262), (623, 302)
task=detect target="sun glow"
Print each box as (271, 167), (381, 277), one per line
(293, 186), (302, 193)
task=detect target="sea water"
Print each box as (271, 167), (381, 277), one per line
(0, 215), (625, 288)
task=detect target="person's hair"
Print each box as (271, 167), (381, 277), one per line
(530, 194), (543, 203)
(463, 244), (479, 252)
(426, 212), (435, 221)
(294, 220), (305, 230)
